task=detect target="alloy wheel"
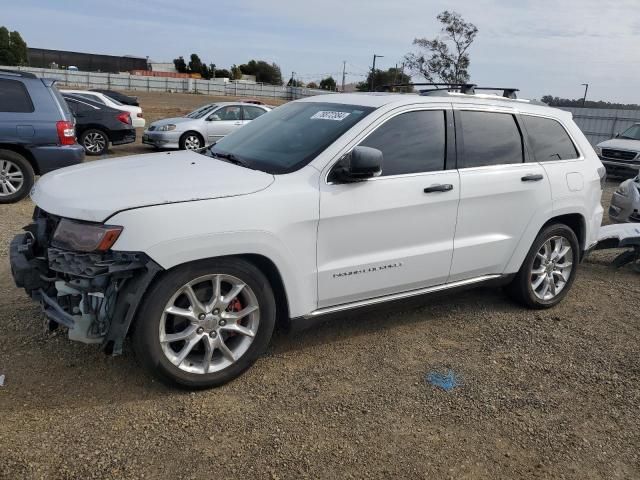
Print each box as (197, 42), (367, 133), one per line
(0, 160), (24, 197)
(530, 235), (574, 301)
(184, 135), (202, 150)
(159, 274), (260, 374)
(83, 132), (107, 154)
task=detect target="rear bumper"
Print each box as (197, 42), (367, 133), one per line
(29, 144), (85, 175)
(110, 129), (136, 146)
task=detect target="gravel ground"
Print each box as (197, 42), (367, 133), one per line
(0, 92), (638, 478)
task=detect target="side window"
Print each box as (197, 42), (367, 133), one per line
(460, 111), (523, 167)
(243, 106), (267, 121)
(359, 110), (446, 176)
(65, 99), (79, 115)
(0, 79), (34, 113)
(209, 106), (241, 121)
(522, 115), (579, 161)
(76, 93), (104, 105)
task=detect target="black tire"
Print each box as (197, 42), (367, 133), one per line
(507, 223), (580, 309)
(0, 149), (35, 204)
(179, 131), (204, 151)
(132, 258), (276, 389)
(80, 128), (109, 156)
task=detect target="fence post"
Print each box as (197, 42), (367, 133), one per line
(128, 75), (131, 90)
(147, 77), (150, 92)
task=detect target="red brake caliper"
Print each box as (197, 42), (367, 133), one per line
(226, 298), (243, 336)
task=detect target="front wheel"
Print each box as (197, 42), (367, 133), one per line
(507, 223), (580, 309)
(132, 258), (276, 389)
(179, 132), (204, 151)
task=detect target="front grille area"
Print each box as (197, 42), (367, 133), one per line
(602, 149), (638, 162)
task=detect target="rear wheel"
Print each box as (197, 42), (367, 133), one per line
(179, 132), (204, 151)
(0, 149), (34, 204)
(133, 258), (276, 389)
(80, 129), (109, 155)
(507, 223), (579, 309)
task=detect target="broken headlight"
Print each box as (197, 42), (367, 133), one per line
(52, 218), (123, 252)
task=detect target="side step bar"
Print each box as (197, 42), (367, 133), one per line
(304, 274), (503, 319)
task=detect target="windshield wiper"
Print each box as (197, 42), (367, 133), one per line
(211, 151), (253, 169)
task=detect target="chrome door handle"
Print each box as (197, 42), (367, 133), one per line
(424, 184), (454, 193)
(521, 174), (544, 182)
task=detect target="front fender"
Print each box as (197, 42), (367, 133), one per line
(107, 179), (320, 318)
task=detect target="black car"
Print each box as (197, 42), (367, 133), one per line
(90, 89), (139, 106)
(63, 94), (136, 156)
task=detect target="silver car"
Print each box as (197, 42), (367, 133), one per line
(609, 175), (640, 223)
(142, 102), (271, 150)
(595, 123), (640, 178)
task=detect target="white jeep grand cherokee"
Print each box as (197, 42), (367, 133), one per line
(10, 90), (605, 389)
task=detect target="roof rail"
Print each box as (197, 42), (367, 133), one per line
(0, 68), (37, 79)
(378, 83), (520, 99)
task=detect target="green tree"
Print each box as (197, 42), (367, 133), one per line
(405, 10), (478, 84)
(238, 60), (283, 85)
(0, 27), (12, 65)
(319, 76), (337, 90)
(356, 67), (411, 92)
(173, 56), (187, 73)
(230, 64), (243, 80)
(214, 68), (231, 79)
(188, 53), (203, 75)
(9, 30), (27, 65)
(306, 81), (319, 89)
(0, 27), (28, 66)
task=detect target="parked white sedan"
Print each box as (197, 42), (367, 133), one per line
(142, 102), (271, 150)
(61, 90), (146, 128)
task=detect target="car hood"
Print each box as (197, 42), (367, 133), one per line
(150, 117), (199, 129)
(597, 138), (640, 151)
(31, 151), (275, 222)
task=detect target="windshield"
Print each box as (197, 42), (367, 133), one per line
(619, 125), (640, 140)
(207, 102), (375, 174)
(186, 104), (218, 119)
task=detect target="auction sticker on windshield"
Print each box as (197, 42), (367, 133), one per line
(311, 111), (351, 121)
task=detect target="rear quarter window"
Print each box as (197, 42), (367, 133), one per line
(522, 115), (579, 161)
(0, 78), (34, 113)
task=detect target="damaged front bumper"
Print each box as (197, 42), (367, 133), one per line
(10, 215), (162, 355)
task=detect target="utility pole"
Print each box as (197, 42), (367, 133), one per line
(581, 83), (589, 107)
(341, 61), (346, 92)
(291, 71), (296, 86)
(370, 54), (384, 91)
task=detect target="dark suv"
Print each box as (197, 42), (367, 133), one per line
(0, 69), (84, 203)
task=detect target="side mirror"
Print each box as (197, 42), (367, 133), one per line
(208, 114), (221, 121)
(615, 132), (620, 138)
(330, 146), (383, 183)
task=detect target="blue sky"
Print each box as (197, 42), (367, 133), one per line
(4, 0), (640, 103)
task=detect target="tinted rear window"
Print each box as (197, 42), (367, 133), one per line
(0, 78), (34, 113)
(522, 115), (579, 161)
(460, 111), (523, 167)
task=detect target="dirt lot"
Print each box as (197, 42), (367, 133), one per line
(0, 92), (639, 479)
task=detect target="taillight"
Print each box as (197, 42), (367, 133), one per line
(137, 112), (143, 118)
(117, 111), (131, 125)
(56, 121), (75, 145)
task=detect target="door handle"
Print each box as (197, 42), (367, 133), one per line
(424, 184), (454, 193)
(521, 174), (544, 182)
